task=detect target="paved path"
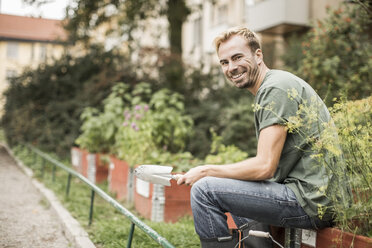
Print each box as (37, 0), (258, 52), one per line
(0, 146), (73, 248)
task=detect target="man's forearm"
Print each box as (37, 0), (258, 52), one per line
(204, 156), (275, 181)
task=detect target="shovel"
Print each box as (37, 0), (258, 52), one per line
(134, 165), (182, 186)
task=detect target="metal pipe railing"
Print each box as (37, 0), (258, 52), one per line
(25, 144), (175, 248)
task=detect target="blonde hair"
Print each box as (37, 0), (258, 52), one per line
(214, 26), (261, 53)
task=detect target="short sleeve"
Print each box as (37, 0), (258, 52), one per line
(255, 87), (299, 132)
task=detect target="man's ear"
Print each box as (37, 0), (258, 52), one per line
(254, 49), (264, 65)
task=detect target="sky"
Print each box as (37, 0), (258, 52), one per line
(0, 0), (71, 20)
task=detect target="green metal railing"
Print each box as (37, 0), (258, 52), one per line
(25, 145), (175, 248)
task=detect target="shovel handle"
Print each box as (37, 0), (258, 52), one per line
(171, 174), (182, 181)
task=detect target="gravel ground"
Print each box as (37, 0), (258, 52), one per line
(0, 146), (73, 248)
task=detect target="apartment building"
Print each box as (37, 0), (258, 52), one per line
(182, 0), (343, 69)
(0, 14), (68, 97)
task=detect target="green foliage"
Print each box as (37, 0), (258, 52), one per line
(66, 0), (189, 54)
(75, 107), (104, 153)
(287, 2), (372, 105)
(218, 97), (257, 157)
(281, 33), (307, 73)
(149, 89), (193, 152)
(76, 81), (197, 170)
(66, 0), (190, 106)
(75, 83), (131, 153)
(76, 82), (154, 155)
(205, 129), (248, 164)
(328, 96), (372, 237)
(115, 89), (194, 167)
(1, 46), (136, 156)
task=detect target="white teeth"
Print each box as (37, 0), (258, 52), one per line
(231, 72), (244, 79)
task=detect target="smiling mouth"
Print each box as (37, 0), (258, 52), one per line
(231, 72), (246, 80)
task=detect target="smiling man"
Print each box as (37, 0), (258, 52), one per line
(177, 27), (346, 248)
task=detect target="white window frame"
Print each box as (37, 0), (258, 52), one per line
(7, 42), (19, 59)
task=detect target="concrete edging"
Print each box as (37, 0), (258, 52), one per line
(1, 143), (96, 248)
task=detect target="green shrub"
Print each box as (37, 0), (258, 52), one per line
(114, 89), (194, 168)
(1, 46), (137, 156)
(75, 83), (131, 153)
(329, 96), (371, 237)
(205, 129), (248, 164)
(283, 2), (372, 105)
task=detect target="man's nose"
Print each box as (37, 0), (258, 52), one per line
(228, 61), (238, 73)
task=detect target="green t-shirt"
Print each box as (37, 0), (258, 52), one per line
(254, 70), (346, 220)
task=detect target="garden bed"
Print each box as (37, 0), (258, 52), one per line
(134, 173), (192, 223)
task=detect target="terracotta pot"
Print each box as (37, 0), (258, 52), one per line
(71, 148), (109, 184)
(134, 172), (192, 223)
(302, 227), (372, 248)
(164, 179), (193, 222)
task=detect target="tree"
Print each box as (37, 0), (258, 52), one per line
(62, 0), (189, 53)
(1, 46), (138, 156)
(63, 0), (190, 93)
(284, 1), (372, 105)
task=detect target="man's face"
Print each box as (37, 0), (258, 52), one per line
(218, 35), (259, 89)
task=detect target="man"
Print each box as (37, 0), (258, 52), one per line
(177, 27), (344, 247)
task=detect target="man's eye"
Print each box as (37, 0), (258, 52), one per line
(220, 61), (228, 66)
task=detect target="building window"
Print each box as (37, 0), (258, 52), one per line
(194, 17), (202, 47)
(40, 44), (47, 61)
(7, 42), (19, 59)
(6, 69), (18, 84)
(217, 4), (228, 25)
(211, 4), (228, 27)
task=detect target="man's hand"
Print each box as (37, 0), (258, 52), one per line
(177, 165), (210, 186)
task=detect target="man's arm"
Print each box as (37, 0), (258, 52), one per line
(177, 124), (287, 185)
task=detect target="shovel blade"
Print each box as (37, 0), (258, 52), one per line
(134, 165), (174, 186)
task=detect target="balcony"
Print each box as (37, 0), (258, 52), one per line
(246, 0), (310, 34)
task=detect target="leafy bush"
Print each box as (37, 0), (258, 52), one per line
(148, 89), (193, 153)
(205, 129), (248, 164)
(114, 89), (194, 167)
(76, 81), (196, 169)
(329, 96), (371, 237)
(75, 83), (131, 153)
(284, 2), (372, 105)
(1, 46), (137, 156)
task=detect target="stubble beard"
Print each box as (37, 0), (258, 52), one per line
(233, 64), (260, 90)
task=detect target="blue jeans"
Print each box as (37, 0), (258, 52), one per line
(191, 177), (332, 239)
